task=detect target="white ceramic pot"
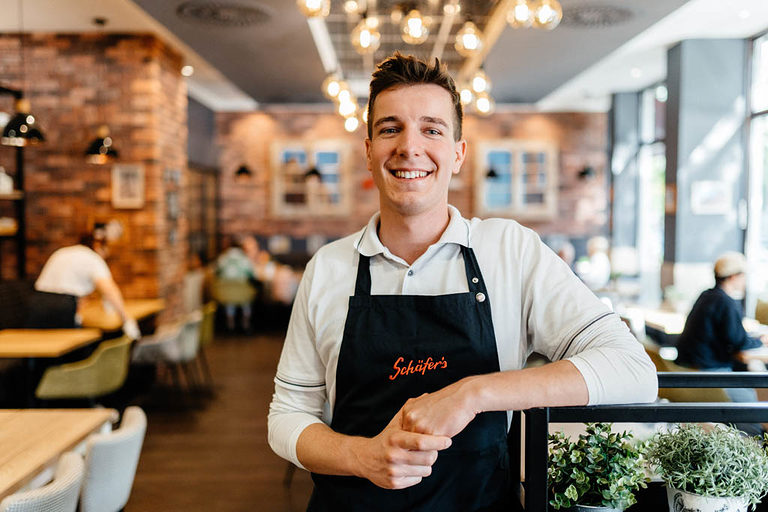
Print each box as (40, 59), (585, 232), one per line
(666, 487), (749, 512)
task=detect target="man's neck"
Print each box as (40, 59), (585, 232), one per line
(378, 207), (451, 265)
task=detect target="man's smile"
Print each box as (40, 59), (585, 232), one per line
(388, 169), (433, 180)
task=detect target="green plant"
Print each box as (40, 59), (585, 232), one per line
(645, 424), (768, 506)
(548, 423), (647, 510)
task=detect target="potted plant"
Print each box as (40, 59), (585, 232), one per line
(645, 424), (768, 511)
(548, 422), (648, 511)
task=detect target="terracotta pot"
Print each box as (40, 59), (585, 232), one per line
(666, 487), (749, 512)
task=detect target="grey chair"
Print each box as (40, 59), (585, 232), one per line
(79, 406), (147, 512)
(0, 452), (84, 512)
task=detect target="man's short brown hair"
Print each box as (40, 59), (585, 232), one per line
(367, 52), (463, 141)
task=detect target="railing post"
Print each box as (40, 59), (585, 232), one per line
(525, 407), (549, 511)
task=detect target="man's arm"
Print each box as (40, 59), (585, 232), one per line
(400, 360), (587, 437)
(296, 408), (452, 489)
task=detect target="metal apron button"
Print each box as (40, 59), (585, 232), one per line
(472, 277), (479, 284)
(475, 292), (486, 303)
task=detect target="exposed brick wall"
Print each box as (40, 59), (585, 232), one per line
(216, 109), (608, 244)
(0, 33), (187, 324)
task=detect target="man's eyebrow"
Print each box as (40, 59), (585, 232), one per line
(421, 116), (448, 128)
(373, 116), (399, 128)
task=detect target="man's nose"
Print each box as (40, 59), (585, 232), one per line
(396, 128), (422, 158)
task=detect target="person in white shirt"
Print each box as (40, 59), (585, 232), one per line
(268, 53), (657, 511)
(31, 231), (139, 340)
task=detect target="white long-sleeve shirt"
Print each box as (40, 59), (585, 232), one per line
(268, 206), (658, 467)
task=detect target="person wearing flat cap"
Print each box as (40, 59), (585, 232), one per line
(676, 252), (768, 433)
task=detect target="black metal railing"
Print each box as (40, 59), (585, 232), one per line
(516, 372), (768, 510)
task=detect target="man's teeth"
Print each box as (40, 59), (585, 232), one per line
(393, 170), (429, 179)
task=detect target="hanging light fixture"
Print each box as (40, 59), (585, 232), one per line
(507, 0), (534, 28)
(322, 74), (344, 99)
(2, 0), (45, 147)
(458, 84), (474, 106)
(401, 9), (430, 45)
(85, 125), (118, 164)
(471, 69), (491, 94)
(532, 0), (563, 30)
(235, 165), (253, 181)
(85, 17), (118, 165)
(474, 91), (495, 116)
(344, 116), (360, 132)
(343, 0), (361, 14)
(297, 0), (330, 18)
(338, 97), (357, 118)
(350, 14), (381, 55)
(454, 20), (483, 57)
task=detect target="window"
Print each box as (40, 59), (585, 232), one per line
(474, 140), (558, 220)
(271, 140), (351, 217)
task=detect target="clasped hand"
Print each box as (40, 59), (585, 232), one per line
(359, 380), (479, 489)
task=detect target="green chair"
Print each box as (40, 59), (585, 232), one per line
(643, 342), (730, 403)
(35, 336), (133, 402)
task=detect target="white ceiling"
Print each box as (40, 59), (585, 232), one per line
(0, 0), (767, 112)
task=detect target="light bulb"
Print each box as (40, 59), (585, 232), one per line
(337, 88), (352, 104)
(344, 116), (360, 132)
(532, 0), (562, 30)
(322, 74), (342, 99)
(471, 70), (491, 93)
(507, 0), (533, 28)
(297, 0), (330, 17)
(351, 17), (381, 55)
(401, 9), (429, 45)
(339, 99), (357, 118)
(474, 91), (495, 116)
(455, 21), (483, 57)
(362, 108), (368, 124)
(459, 85), (474, 106)
(443, 2), (460, 15)
(181, 65), (194, 77)
(343, 0), (360, 14)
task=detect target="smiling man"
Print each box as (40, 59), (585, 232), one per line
(268, 53), (657, 512)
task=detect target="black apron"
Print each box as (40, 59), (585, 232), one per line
(309, 245), (512, 512)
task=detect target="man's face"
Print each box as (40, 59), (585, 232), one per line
(365, 84), (466, 219)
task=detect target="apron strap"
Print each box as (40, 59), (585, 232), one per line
(460, 245), (487, 295)
(355, 254), (372, 296)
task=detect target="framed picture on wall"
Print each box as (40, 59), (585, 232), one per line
(112, 164), (145, 209)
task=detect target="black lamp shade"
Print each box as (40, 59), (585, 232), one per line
(2, 100), (45, 147)
(85, 136), (119, 164)
(486, 167), (499, 179)
(235, 165), (253, 178)
(304, 167), (322, 181)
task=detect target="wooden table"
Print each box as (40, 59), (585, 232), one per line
(80, 298), (165, 331)
(0, 408), (116, 500)
(0, 329), (102, 358)
(643, 309), (686, 335)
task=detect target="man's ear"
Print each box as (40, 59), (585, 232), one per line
(453, 139), (467, 174)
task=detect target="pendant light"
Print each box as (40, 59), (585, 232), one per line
(454, 20), (483, 57)
(2, 0), (45, 147)
(400, 9), (430, 45)
(85, 17), (118, 165)
(350, 14), (381, 55)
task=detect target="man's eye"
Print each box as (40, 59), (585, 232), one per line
(426, 128), (442, 135)
(380, 127), (398, 134)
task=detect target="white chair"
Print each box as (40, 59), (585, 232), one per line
(132, 311), (203, 392)
(79, 406), (147, 512)
(0, 452), (84, 512)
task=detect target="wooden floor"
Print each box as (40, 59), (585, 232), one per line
(128, 331), (314, 511)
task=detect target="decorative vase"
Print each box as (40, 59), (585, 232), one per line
(666, 487), (749, 512)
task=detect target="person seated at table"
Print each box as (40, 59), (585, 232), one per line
(215, 236), (257, 332)
(29, 230), (140, 340)
(675, 251), (768, 434)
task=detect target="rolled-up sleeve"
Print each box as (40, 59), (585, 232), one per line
(521, 229), (657, 405)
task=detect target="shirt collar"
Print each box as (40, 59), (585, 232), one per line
(354, 205), (470, 257)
